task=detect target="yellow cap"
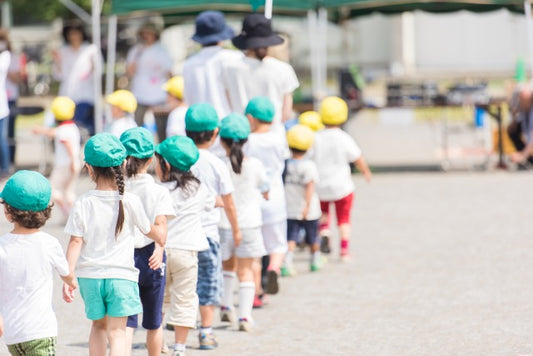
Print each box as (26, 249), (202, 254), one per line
(319, 96), (348, 126)
(299, 111), (324, 131)
(50, 96), (76, 121)
(286, 124), (315, 151)
(106, 90), (137, 113)
(163, 76), (184, 100)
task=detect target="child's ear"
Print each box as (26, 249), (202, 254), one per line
(3, 206), (12, 223)
(165, 161), (171, 173)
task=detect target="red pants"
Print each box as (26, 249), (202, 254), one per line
(319, 192), (355, 233)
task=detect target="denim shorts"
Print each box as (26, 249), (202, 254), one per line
(287, 219), (319, 246)
(197, 238), (222, 306)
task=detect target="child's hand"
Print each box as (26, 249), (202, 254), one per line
(62, 280), (77, 303)
(363, 170), (372, 183)
(149, 244), (164, 270)
(301, 206), (309, 220)
(233, 230), (242, 247)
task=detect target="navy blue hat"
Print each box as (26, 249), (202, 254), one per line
(232, 13), (284, 50)
(192, 11), (234, 45)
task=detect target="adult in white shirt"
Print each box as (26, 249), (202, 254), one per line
(53, 22), (100, 135)
(222, 14), (299, 134)
(0, 30), (11, 178)
(126, 23), (173, 141)
(6, 39), (22, 168)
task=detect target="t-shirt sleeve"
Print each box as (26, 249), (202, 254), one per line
(280, 62), (300, 95)
(155, 188), (176, 219)
(344, 133), (362, 162)
(301, 161), (319, 184)
(49, 238), (70, 277)
(64, 199), (86, 238)
(128, 195), (152, 235)
(55, 126), (68, 143)
(215, 159), (234, 195)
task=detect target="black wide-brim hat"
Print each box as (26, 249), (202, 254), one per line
(232, 13), (284, 50)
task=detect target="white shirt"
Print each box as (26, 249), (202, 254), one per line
(166, 105), (188, 137)
(219, 157), (268, 230)
(54, 122), (80, 168)
(245, 131), (290, 224)
(184, 46), (243, 118)
(0, 51), (11, 119)
(163, 181), (214, 251)
(310, 128), (362, 201)
(126, 174), (175, 248)
(222, 56), (299, 130)
(65, 191), (151, 282)
(6, 53), (20, 101)
(284, 158), (322, 221)
(0, 231), (69, 345)
(107, 116), (137, 138)
(191, 149), (234, 241)
(127, 43), (172, 106)
(57, 43), (99, 103)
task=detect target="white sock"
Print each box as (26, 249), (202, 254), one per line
(238, 282), (255, 321)
(312, 251), (321, 264)
(284, 251), (294, 267)
(222, 271), (236, 309)
(200, 326), (212, 334)
(173, 343), (186, 352)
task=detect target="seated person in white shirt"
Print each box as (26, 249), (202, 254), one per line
(164, 76), (188, 138)
(105, 90), (138, 138)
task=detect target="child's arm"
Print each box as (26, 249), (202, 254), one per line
(145, 215), (168, 247)
(0, 313), (3, 338)
(147, 214), (168, 270)
(32, 126), (55, 138)
(62, 139), (77, 174)
(354, 156), (372, 183)
(63, 236), (83, 303)
(302, 181), (315, 220)
(221, 194), (242, 247)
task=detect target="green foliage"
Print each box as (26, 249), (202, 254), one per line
(11, 0), (110, 25)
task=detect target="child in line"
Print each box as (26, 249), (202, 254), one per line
(164, 76), (188, 138)
(298, 110), (324, 132)
(245, 96), (290, 296)
(63, 133), (166, 356)
(185, 103), (241, 350)
(155, 135), (216, 356)
(32, 96), (81, 221)
(282, 124), (323, 276)
(309, 96), (372, 261)
(120, 127), (175, 356)
(106, 89), (138, 138)
(218, 113), (269, 332)
(0, 170), (75, 356)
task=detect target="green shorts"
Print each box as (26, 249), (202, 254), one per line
(78, 278), (142, 320)
(7, 337), (56, 356)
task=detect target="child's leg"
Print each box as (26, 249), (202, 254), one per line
(253, 258), (263, 296)
(334, 193), (355, 257)
(89, 317), (108, 356)
(282, 220), (299, 276)
(319, 201), (332, 235)
(222, 256), (237, 310)
(197, 239), (221, 336)
(236, 258), (255, 325)
(106, 316), (128, 356)
(146, 328), (163, 356)
(305, 220), (322, 270)
(124, 320), (136, 356)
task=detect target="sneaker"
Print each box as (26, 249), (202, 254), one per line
(171, 349), (185, 356)
(310, 255), (327, 272)
(340, 253), (352, 263)
(161, 341), (169, 354)
(253, 294), (264, 308)
(198, 332), (218, 350)
(280, 266), (297, 277)
(220, 307), (236, 323)
(238, 318), (252, 332)
(320, 235), (331, 254)
(265, 270), (279, 294)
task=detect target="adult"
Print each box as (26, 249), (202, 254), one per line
(508, 85), (533, 165)
(6, 32), (22, 169)
(126, 23), (172, 141)
(0, 29), (11, 179)
(222, 13), (299, 134)
(53, 21), (99, 136)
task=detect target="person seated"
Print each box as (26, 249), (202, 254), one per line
(508, 85), (533, 165)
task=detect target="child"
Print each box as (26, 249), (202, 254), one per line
(164, 76), (188, 138)
(120, 127), (175, 356)
(106, 89), (138, 138)
(32, 96), (81, 221)
(185, 103), (241, 350)
(218, 113), (269, 332)
(299, 110), (324, 132)
(282, 124), (323, 276)
(0, 170), (75, 355)
(245, 96), (290, 296)
(155, 135), (215, 356)
(310, 96), (371, 261)
(63, 133), (166, 356)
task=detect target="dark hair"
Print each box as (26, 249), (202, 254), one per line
(221, 137), (247, 174)
(0, 29), (12, 52)
(62, 21), (89, 43)
(125, 156), (151, 178)
(203, 41), (219, 47)
(4, 203), (53, 229)
(290, 147), (307, 155)
(254, 47), (268, 61)
(186, 130), (216, 145)
(91, 165), (125, 237)
(155, 153), (200, 196)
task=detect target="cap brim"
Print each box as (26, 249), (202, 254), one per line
(232, 34), (284, 50)
(192, 26), (235, 45)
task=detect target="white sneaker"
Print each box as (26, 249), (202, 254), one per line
(220, 307), (236, 323)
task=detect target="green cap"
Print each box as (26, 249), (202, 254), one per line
(220, 113), (251, 140)
(0, 170), (51, 212)
(156, 135), (199, 171)
(245, 96), (275, 122)
(120, 127), (155, 159)
(185, 103), (220, 132)
(85, 133), (127, 167)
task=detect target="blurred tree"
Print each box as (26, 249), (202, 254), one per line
(11, 0), (110, 25)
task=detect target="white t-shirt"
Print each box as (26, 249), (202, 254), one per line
(54, 122), (80, 168)
(57, 43), (99, 103)
(126, 174), (175, 248)
(163, 181), (214, 251)
(191, 149), (234, 241)
(222, 56), (299, 130)
(219, 157), (269, 230)
(284, 158), (322, 221)
(183, 46), (243, 118)
(166, 105), (188, 137)
(107, 116), (137, 138)
(309, 128), (362, 201)
(0, 231), (69, 345)
(245, 132), (290, 224)
(0, 51), (11, 119)
(127, 43), (172, 106)
(65, 190), (151, 282)
(6, 53), (20, 101)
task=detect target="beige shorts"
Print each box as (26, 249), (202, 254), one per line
(50, 165), (79, 205)
(163, 248), (199, 328)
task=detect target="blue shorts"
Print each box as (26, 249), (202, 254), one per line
(197, 238), (222, 306)
(287, 219), (319, 246)
(78, 278), (142, 320)
(127, 242), (166, 330)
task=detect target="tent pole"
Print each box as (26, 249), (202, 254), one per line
(318, 7), (328, 101)
(105, 15), (117, 126)
(265, 0), (273, 19)
(525, 0), (533, 80)
(308, 9), (319, 109)
(92, 0), (103, 133)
